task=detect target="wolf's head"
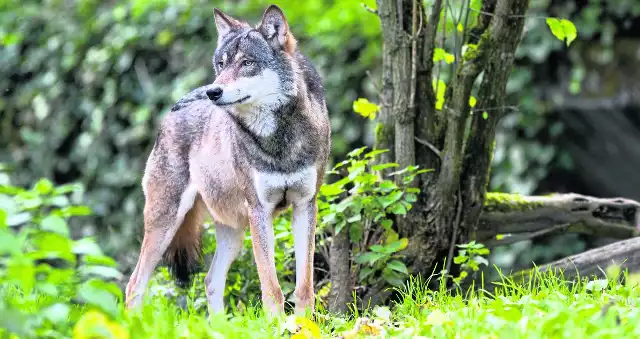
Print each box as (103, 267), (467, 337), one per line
(207, 5), (298, 111)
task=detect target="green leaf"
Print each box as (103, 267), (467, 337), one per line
(364, 149), (389, 159)
(34, 178), (54, 195)
(380, 219), (393, 230)
(77, 280), (120, 317)
(73, 238), (104, 256)
(454, 255), (468, 264)
(386, 260), (409, 274)
(482, 111), (488, 120)
(0, 209), (5, 228)
(353, 98), (379, 120)
(347, 214), (362, 223)
(354, 252), (385, 265)
(385, 238), (409, 253)
(388, 203), (407, 215)
(42, 303), (70, 324)
(358, 267), (375, 282)
(79, 265), (123, 280)
(320, 184), (345, 197)
(545, 18), (578, 46)
(372, 163), (399, 172)
(40, 215), (69, 237)
(6, 212), (32, 227)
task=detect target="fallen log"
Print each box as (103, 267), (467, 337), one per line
(477, 192), (640, 246)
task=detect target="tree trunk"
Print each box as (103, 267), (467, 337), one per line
(328, 226), (352, 314)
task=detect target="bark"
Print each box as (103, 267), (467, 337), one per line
(328, 226), (352, 314)
(459, 0), (531, 242)
(374, 0), (397, 166)
(392, 0), (414, 175)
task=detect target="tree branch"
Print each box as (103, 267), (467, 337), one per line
(477, 193), (640, 244)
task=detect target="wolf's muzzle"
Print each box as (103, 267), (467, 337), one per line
(206, 87), (223, 101)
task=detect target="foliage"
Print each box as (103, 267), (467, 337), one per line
(319, 147), (429, 289)
(0, 170), (124, 338)
(450, 241), (490, 285)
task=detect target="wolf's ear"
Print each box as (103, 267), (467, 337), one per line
(214, 8), (242, 42)
(257, 5), (296, 53)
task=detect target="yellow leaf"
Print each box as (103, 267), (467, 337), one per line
(353, 98), (379, 120)
(495, 234), (504, 240)
(457, 23), (464, 32)
(432, 78), (447, 110)
(73, 310), (129, 339)
(296, 317), (322, 339)
(469, 96), (477, 108)
(444, 53), (455, 64)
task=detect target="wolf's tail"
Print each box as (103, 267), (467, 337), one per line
(163, 196), (206, 288)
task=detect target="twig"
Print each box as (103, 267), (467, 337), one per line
(365, 70), (381, 93)
(485, 223), (571, 247)
(361, 3), (378, 15)
(414, 136), (442, 160)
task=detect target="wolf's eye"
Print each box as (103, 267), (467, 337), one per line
(242, 60), (255, 67)
(217, 61), (224, 68)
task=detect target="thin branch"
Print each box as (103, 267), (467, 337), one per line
(414, 136), (442, 160)
(485, 223), (571, 247)
(361, 3), (378, 15)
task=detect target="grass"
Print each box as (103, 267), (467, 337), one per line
(103, 268), (640, 339)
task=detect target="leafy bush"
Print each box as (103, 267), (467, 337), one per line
(0, 169), (124, 338)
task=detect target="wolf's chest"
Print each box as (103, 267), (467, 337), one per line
(252, 166), (317, 208)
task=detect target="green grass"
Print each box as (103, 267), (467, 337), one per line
(106, 268), (640, 339)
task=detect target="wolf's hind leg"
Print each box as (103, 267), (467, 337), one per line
(292, 198), (317, 315)
(125, 171), (197, 309)
(204, 224), (245, 313)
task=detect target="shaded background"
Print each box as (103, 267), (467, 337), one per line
(1, 0), (639, 283)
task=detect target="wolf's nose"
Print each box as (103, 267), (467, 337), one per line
(206, 87), (223, 101)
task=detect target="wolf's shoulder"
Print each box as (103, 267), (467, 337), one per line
(295, 52), (325, 102)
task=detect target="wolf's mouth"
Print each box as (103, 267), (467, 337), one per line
(215, 96), (251, 106)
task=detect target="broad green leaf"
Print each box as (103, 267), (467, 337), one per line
(77, 280), (120, 317)
(354, 251), (385, 265)
(454, 255), (468, 264)
(73, 238), (104, 256)
(372, 163), (399, 172)
(34, 178), (54, 194)
(545, 18), (577, 46)
(6, 212), (32, 227)
(385, 238), (409, 253)
(388, 203), (407, 215)
(40, 215), (69, 237)
(42, 303), (70, 324)
(386, 260), (409, 274)
(482, 111), (488, 120)
(358, 267), (375, 282)
(347, 214), (362, 223)
(80, 265), (123, 280)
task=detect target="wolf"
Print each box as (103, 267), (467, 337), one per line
(124, 5), (331, 316)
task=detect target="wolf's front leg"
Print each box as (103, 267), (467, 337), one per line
(248, 205), (285, 316)
(291, 198), (317, 315)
